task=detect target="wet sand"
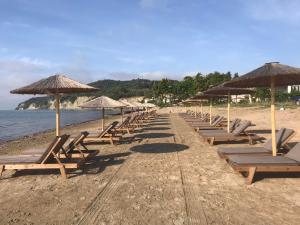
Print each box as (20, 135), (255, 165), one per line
(0, 108), (299, 225)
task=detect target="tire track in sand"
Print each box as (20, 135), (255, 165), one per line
(171, 114), (208, 225)
(76, 115), (184, 225)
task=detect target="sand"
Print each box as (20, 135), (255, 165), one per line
(0, 107), (299, 225)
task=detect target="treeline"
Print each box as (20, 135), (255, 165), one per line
(151, 72), (300, 105)
(16, 79), (155, 109)
(151, 72), (236, 104)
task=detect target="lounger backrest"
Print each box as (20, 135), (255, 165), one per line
(97, 122), (117, 138)
(40, 134), (70, 163)
(108, 121), (119, 133)
(119, 117), (131, 128)
(211, 116), (223, 126)
(66, 131), (89, 153)
(263, 128), (295, 150)
(129, 114), (138, 123)
(285, 143), (300, 162)
(211, 115), (220, 123)
(232, 120), (251, 136)
(229, 118), (240, 132)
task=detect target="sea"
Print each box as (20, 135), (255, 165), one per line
(0, 110), (118, 142)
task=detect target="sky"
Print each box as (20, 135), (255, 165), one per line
(1, 0), (300, 109)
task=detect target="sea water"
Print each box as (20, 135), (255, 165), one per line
(0, 110), (117, 141)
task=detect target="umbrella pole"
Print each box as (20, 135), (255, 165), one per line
(121, 108), (124, 122)
(271, 79), (277, 156)
(55, 94), (60, 136)
(201, 103), (203, 115)
(227, 94), (230, 133)
(209, 98), (212, 125)
(195, 106), (197, 118)
(102, 108), (105, 131)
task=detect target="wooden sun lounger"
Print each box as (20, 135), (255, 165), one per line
(84, 121), (122, 145)
(60, 132), (99, 159)
(22, 132), (98, 159)
(227, 142), (300, 184)
(196, 118), (240, 131)
(112, 116), (133, 134)
(185, 114), (217, 123)
(192, 116), (225, 129)
(0, 135), (84, 179)
(201, 120), (261, 145)
(218, 128), (296, 159)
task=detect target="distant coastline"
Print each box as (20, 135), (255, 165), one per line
(0, 110), (121, 142)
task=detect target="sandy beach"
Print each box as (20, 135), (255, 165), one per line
(0, 107), (300, 225)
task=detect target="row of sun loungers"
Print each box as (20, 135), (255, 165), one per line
(0, 110), (158, 179)
(180, 111), (299, 184)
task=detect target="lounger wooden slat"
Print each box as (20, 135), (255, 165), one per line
(0, 135), (84, 179)
(200, 120), (261, 145)
(84, 121), (122, 145)
(227, 142), (300, 184)
(218, 128), (295, 158)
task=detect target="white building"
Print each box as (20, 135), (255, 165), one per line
(287, 85), (300, 93)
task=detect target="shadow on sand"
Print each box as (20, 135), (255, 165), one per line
(9, 152), (131, 179)
(247, 129), (272, 134)
(151, 122), (170, 126)
(135, 133), (174, 139)
(248, 172), (300, 183)
(143, 127), (171, 131)
(130, 143), (189, 153)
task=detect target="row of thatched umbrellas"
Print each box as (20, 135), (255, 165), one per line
(10, 62), (300, 157)
(185, 62), (300, 157)
(10, 75), (155, 135)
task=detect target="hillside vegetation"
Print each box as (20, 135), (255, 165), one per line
(16, 79), (155, 110)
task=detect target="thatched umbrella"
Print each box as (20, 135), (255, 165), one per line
(119, 98), (136, 115)
(80, 96), (127, 130)
(224, 62), (300, 156)
(204, 84), (254, 132)
(142, 102), (156, 108)
(183, 98), (206, 117)
(10, 74), (98, 136)
(192, 92), (225, 124)
(130, 101), (145, 114)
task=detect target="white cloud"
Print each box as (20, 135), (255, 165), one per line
(244, 0), (300, 23)
(2, 21), (31, 28)
(106, 72), (139, 80)
(140, 71), (182, 80)
(139, 0), (169, 9)
(0, 57), (53, 109)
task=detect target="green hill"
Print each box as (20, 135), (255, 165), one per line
(16, 79), (156, 110)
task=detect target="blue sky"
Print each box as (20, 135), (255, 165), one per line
(1, 0), (300, 109)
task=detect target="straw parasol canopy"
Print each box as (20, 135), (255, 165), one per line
(204, 84), (254, 132)
(223, 62), (300, 88)
(80, 96), (127, 130)
(191, 92), (226, 123)
(224, 62), (300, 156)
(119, 98), (136, 108)
(10, 74), (98, 136)
(11, 74), (97, 95)
(130, 101), (144, 109)
(142, 102), (156, 108)
(204, 84), (254, 95)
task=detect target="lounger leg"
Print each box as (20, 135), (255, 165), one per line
(247, 167), (256, 185)
(248, 136), (253, 145)
(0, 165), (4, 177)
(110, 137), (114, 145)
(209, 137), (215, 145)
(59, 165), (67, 179)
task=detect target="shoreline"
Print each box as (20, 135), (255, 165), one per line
(0, 110), (125, 143)
(0, 113), (123, 155)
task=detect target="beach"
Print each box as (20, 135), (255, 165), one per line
(0, 107), (300, 225)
